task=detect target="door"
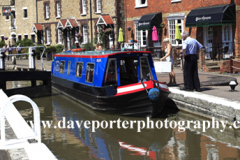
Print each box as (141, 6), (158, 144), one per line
(204, 26), (213, 59)
(104, 58), (117, 86)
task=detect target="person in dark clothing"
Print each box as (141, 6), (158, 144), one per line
(180, 31), (203, 92)
(8, 44), (12, 61)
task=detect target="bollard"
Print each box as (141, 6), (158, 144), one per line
(0, 52), (6, 71)
(12, 56), (16, 65)
(29, 47), (36, 70)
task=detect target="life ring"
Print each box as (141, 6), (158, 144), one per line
(71, 48), (85, 52)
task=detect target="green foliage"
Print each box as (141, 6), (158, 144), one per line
(82, 42), (95, 51)
(45, 46), (57, 60)
(0, 41), (5, 48)
(55, 44), (64, 53)
(35, 44), (45, 59)
(15, 39), (34, 47)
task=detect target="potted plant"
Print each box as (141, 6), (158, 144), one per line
(127, 26), (132, 31)
(160, 22), (165, 28)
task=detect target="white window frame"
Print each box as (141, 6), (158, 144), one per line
(75, 29), (78, 43)
(167, 14), (185, 46)
(171, 0), (181, 3)
(96, 0), (101, 13)
(83, 25), (88, 44)
(222, 24), (232, 43)
(81, 0), (87, 15)
(56, 2), (61, 18)
(135, 0), (148, 8)
(46, 3), (50, 19)
(58, 29), (62, 44)
(22, 7), (28, 20)
(134, 23), (148, 47)
(46, 28), (51, 45)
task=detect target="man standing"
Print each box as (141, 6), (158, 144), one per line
(180, 31), (203, 92)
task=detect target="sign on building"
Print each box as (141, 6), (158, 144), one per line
(2, 7), (11, 16)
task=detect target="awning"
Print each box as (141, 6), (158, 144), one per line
(138, 12), (162, 30)
(186, 3), (236, 27)
(57, 19), (67, 29)
(32, 24), (43, 32)
(96, 14), (114, 26)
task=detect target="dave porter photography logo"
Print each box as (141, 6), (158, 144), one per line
(195, 16), (211, 21)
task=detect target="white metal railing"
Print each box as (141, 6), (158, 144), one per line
(1, 46), (45, 70)
(0, 95), (41, 147)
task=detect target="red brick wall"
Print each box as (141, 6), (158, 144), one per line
(220, 59), (240, 73)
(125, 0), (232, 18)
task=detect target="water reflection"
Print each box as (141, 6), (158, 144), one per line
(14, 90), (240, 160)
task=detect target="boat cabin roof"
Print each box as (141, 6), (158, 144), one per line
(55, 51), (151, 58)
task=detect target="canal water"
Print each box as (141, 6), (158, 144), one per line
(7, 81), (240, 160)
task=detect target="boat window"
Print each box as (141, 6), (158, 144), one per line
(140, 57), (152, 81)
(60, 61), (65, 74)
(104, 58), (117, 86)
(76, 62), (83, 77)
(67, 61), (71, 75)
(86, 63), (94, 83)
(119, 57), (138, 86)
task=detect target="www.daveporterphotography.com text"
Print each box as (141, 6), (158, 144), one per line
(26, 117), (240, 133)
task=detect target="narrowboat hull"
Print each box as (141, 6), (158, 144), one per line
(52, 75), (170, 117)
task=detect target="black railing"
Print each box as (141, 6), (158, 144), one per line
(206, 42), (234, 61)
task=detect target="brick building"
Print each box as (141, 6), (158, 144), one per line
(0, 0), (37, 45)
(33, 0), (124, 50)
(124, 0), (240, 62)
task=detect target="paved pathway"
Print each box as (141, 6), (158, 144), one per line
(5, 59), (240, 102)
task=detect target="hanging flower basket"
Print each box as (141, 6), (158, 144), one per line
(4, 37), (8, 40)
(160, 23), (165, 28)
(127, 26), (132, 31)
(104, 28), (112, 33)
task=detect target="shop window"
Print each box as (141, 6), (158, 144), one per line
(135, 23), (148, 47)
(58, 29), (62, 44)
(67, 61), (71, 75)
(105, 59), (117, 86)
(140, 57), (152, 81)
(96, 0), (101, 13)
(86, 63), (94, 83)
(56, 2), (61, 18)
(83, 25), (88, 44)
(222, 25), (232, 42)
(135, 0), (147, 8)
(82, 0), (87, 15)
(60, 61), (65, 73)
(168, 19), (183, 46)
(76, 62), (83, 77)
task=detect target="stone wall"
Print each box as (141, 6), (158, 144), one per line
(0, 0), (37, 45)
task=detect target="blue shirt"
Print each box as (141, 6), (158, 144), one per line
(182, 37), (203, 55)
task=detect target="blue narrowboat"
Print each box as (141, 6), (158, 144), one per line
(51, 50), (170, 117)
